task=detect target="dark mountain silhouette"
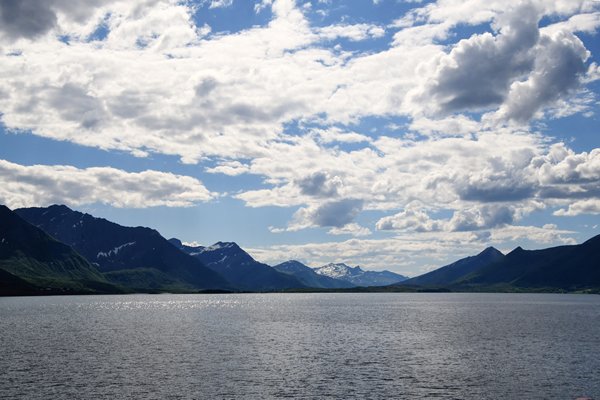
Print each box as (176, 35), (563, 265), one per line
(274, 260), (355, 289)
(16, 205), (229, 291)
(0, 205), (120, 295)
(457, 235), (600, 290)
(402, 247), (505, 287)
(170, 239), (305, 291)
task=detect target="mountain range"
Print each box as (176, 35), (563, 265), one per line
(397, 236), (600, 292)
(313, 263), (407, 286)
(169, 239), (304, 291)
(274, 260), (355, 289)
(1, 203), (599, 295)
(15, 205), (228, 292)
(457, 235), (600, 291)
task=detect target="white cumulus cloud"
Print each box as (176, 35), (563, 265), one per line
(0, 159), (216, 209)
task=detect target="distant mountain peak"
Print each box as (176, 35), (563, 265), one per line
(41, 204), (75, 218)
(48, 204), (72, 211)
(274, 260), (356, 289)
(398, 244), (506, 288)
(168, 238), (183, 248)
(314, 262), (406, 286)
(316, 263), (354, 277)
(322, 262), (357, 269)
(276, 260), (309, 270)
(169, 239), (242, 253)
(178, 241), (305, 291)
(482, 246), (499, 253)
(509, 246), (525, 255)
(212, 241), (239, 249)
(480, 246), (502, 255)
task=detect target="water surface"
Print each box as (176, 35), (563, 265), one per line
(1, 293), (599, 399)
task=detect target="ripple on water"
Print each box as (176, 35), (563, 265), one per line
(1, 293), (599, 399)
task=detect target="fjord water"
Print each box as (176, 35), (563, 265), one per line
(1, 294), (599, 399)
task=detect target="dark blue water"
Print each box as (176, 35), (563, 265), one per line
(1, 293), (599, 399)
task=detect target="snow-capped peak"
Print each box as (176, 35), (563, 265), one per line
(314, 263), (363, 279)
(201, 241), (238, 253)
(313, 262), (406, 286)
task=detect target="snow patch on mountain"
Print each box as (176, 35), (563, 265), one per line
(198, 242), (237, 253)
(97, 242), (136, 258)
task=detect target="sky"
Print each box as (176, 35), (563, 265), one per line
(0, 0), (599, 276)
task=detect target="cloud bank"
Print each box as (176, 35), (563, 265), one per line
(0, 159), (215, 209)
(0, 0), (598, 252)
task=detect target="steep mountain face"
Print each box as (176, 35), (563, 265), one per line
(15, 205), (229, 291)
(170, 239), (305, 291)
(402, 247), (505, 287)
(459, 235), (600, 290)
(314, 263), (408, 287)
(274, 260), (355, 289)
(0, 205), (118, 294)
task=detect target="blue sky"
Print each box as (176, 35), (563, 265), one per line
(1, 0), (599, 276)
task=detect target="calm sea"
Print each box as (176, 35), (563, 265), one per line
(1, 293), (599, 399)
